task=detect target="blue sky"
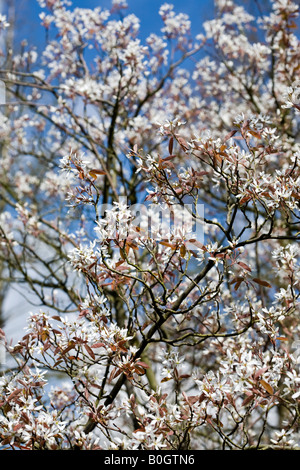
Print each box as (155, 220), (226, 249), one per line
(78, 0), (215, 36)
(13, 0), (215, 45)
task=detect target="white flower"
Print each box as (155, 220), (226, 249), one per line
(0, 14), (9, 30)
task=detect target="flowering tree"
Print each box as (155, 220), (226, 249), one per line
(0, 0), (300, 450)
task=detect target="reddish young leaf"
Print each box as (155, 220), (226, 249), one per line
(180, 245), (187, 257)
(134, 365), (147, 375)
(234, 279), (243, 290)
(224, 129), (237, 141)
(84, 344), (96, 360)
(135, 361), (149, 369)
(260, 379), (273, 395)
(188, 239), (207, 251)
(162, 154), (177, 161)
(168, 136), (174, 155)
(91, 342), (105, 349)
(249, 130), (262, 139)
(159, 241), (177, 249)
(145, 193), (155, 201)
(89, 169), (106, 179)
(254, 367), (268, 380)
(238, 261), (252, 272)
(252, 278), (272, 288)
(61, 342), (75, 355)
(229, 276), (244, 285)
(177, 136), (189, 151)
(241, 394), (255, 407)
(6, 389), (22, 402)
(239, 194), (252, 205)
(179, 374), (191, 380)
